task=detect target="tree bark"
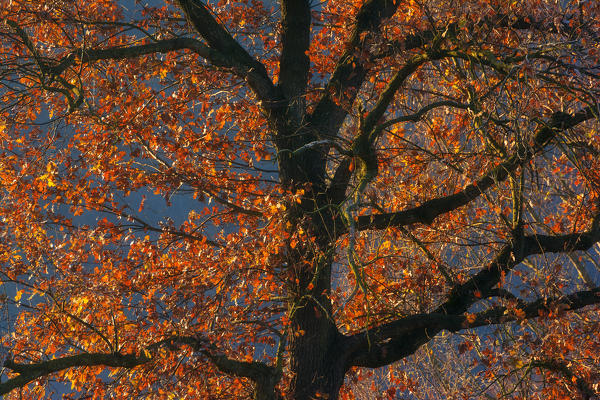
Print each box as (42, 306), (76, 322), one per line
(285, 198), (347, 400)
(288, 299), (347, 400)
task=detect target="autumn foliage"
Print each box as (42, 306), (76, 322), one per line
(1, 0), (600, 399)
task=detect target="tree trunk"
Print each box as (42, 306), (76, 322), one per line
(284, 203), (347, 400)
(288, 300), (347, 400)
(277, 122), (349, 399)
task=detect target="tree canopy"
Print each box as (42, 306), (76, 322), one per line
(1, 0), (600, 399)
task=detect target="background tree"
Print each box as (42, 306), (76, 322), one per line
(1, 0), (599, 399)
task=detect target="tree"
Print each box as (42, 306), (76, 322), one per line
(0, 0), (599, 398)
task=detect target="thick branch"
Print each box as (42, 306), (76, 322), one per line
(275, 0), (399, 188)
(372, 12), (591, 59)
(326, 99), (468, 204)
(348, 286), (600, 369)
(346, 221), (600, 368)
(439, 222), (600, 316)
(355, 106), (596, 231)
(151, 335), (279, 399)
(175, 0), (280, 110)
(279, 0), (311, 119)
(151, 335), (276, 381)
(325, 52), (437, 204)
(361, 53), (431, 136)
(1, 334), (279, 397)
(309, 0), (399, 139)
(0, 352), (148, 395)
(50, 37), (219, 76)
(6, 21), (222, 75)
(467, 288), (600, 330)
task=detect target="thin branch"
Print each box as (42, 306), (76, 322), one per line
(397, 225), (454, 285)
(379, 99), (471, 129)
(325, 52), (437, 204)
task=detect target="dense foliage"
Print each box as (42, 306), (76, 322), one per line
(1, 0), (600, 399)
